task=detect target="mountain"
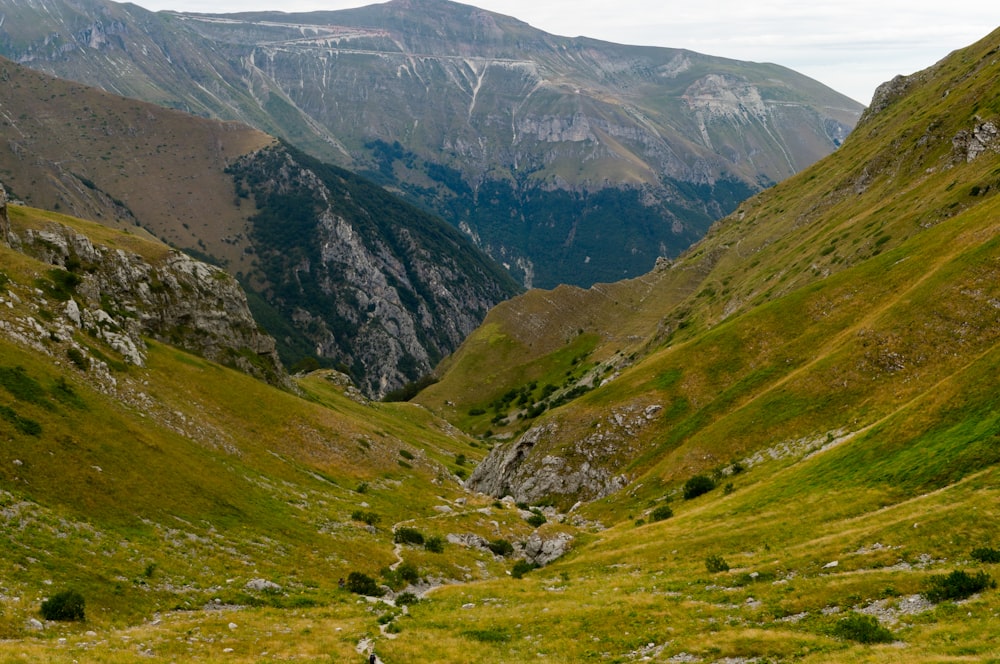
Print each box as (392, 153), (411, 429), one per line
(418, 27), (1000, 507)
(0, 0), (864, 288)
(1, 28), (1000, 662)
(0, 55), (520, 396)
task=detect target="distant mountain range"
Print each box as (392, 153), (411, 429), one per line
(0, 0), (864, 288)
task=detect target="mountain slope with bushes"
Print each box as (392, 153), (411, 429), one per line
(420, 27), (1000, 510)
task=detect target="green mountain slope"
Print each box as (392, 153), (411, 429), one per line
(0, 0), (863, 287)
(427, 27), (1000, 508)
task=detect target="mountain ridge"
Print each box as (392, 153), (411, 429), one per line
(0, 54), (520, 396)
(0, 0), (864, 287)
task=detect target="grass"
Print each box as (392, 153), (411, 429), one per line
(2, 25), (1000, 664)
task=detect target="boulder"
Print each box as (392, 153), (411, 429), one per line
(523, 532), (573, 566)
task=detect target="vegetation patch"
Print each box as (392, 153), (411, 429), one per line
(683, 474), (716, 500)
(923, 570), (996, 602)
(832, 612), (894, 644)
(462, 628), (511, 643)
(40, 590), (86, 622)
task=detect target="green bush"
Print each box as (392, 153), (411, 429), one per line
(525, 509), (547, 528)
(350, 510), (380, 526)
(488, 539), (515, 557)
(396, 562), (420, 584)
(832, 613), (894, 644)
(394, 527), (425, 546)
(683, 475), (716, 500)
(511, 560), (537, 579)
(923, 570), (996, 602)
(424, 535), (445, 553)
(40, 590), (85, 621)
(650, 505), (673, 522)
(396, 592), (419, 606)
(971, 547), (1000, 563)
(67, 348), (90, 371)
(345, 572), (383, 597)
(705, 555), (730, 573)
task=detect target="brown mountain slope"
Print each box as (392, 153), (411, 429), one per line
(0, 55), (274, 273)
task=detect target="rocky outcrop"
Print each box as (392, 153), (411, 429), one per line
(13, 220), (288, 386)
(465, 423), (631, 504)
(0, 182), (10, 246)
(522, 532), (574, 567)
(952, 117), (1000, 163)
(467, 403), (662, 504)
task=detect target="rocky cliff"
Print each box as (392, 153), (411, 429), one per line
(229, 144), (520, 397)
(4, 204), (288, 386)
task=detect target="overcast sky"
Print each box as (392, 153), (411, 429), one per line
(130, 0), (1000, 105)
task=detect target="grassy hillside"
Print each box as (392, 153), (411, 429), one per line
(1, 25), (999, 664)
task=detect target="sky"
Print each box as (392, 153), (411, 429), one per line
(130, 0), (1000, 105)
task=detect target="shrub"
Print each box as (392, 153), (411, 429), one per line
(526, 512), (546, 528)
(683, 475), (716, 500)
(488, 539), (514, 557)
(67, 348), (90, 371)
(345, 572), (383, 597)
(40, 590), (85, 621)
(832, 612), (894, 644)
(396, 562), (420, 584)
(350, 510), (380, 526)
(650, 505), (673, 522)
(424, 535), (445, 553)
(395, 592), (419, 606)
(971, 547), (1000, 563)
(705, 555), (730, 573)
(923, 570), (996, 602)
(511, 560), (537, 579)
(394, 527), (425, 546)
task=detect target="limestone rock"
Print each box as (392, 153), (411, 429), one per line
(244, 579), (282, 592)
(523, 532), (573, 566)
(952, 118), (1000, 163)
(17, 221), (288, 386)
(0, 181), (9, 246)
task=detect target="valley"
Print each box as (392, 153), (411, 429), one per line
(0, 3), (998, 663)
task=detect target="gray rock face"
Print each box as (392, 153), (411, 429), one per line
(15, 220), (287, 385)
(0, 182), (9, 246)
(229, 146), (517, 397)
(952, 118), (1000, 163)
(522, 532), (574, 567)
(467, 402), (661, 504)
